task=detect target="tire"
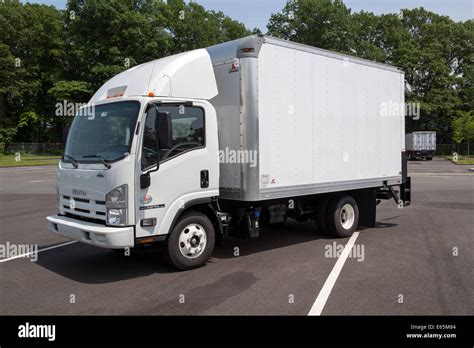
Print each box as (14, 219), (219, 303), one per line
(314, 197), (330, 235)
(164, 211), (215, 270)
(326, 195), (359, 238)
(427, 157), (433, 161)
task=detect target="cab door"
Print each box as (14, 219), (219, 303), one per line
(134, 102), (219, 239)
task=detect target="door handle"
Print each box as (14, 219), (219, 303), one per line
(200, 170), (209, 188)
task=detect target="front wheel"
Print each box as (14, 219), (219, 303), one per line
(164, 211), (215, 270)
(327, 195), (359, 238)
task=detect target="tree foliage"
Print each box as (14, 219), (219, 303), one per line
(267, 0), (473, 143)
(0, 0), (249, 143)
(0, 0), (472, 146)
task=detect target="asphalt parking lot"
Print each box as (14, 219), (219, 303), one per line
(0, 158), (473, 315)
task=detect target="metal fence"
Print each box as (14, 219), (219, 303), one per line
(2, 143), (64, 156)
(436, 143), (473, 156)
(0, 142), (472, 157)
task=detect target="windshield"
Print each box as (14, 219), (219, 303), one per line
(64, 101), (140, 163)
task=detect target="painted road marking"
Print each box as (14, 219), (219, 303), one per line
(29, 180), (55, 183)
(0, 241), (77, 263)
(308, 231), (360, 316)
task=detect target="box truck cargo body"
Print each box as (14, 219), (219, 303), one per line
(208, 36), (405, 201)
(47, 35), (411, 270)
(405, 131), (436, 160)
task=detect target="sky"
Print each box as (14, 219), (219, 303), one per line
(27, 0), (474, 31)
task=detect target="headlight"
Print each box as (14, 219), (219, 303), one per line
(106, 184), (128, 226)
(107, 208), (127, 226)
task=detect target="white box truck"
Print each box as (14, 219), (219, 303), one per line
(405, 131), (436, 160)
(47, 35), (411, 270)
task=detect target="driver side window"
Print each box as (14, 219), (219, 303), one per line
(141, 105), (205, 171)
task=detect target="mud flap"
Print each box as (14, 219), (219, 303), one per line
(357, 189), (376, 228)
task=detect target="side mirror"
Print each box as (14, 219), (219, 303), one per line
(140, 173), (151, 189)
(157, 111), (172, 149)
(140, 108), (173, 189)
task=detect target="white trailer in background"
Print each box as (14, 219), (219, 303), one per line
(47, 35), (411, 270)
(405, 131), (437, 160)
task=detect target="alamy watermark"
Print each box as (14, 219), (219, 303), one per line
(380, 100), (420, 120)
(18, 322), (55, 341)
(219, 147), (257, 168)
(55, 100), (95, 119)
(0, 242), (38, 262)
(324, 241), (365, 262)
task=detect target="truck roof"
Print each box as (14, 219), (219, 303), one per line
(206, 34), (403, 74)
(89, 35), (402, 104)
(89, 49), (218, 103)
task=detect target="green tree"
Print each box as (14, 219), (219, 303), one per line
(452, 111), (474, 156)
(0, 0), (65, 143)
(398, 8), (468, 143)
(165, 0), (249, 54)
(267, 1), (473, 144)
(63, 0), (249, 90)
(1, 0), (250, 145)
(267, 0), (355, 54)
(63, 0), (172, 91)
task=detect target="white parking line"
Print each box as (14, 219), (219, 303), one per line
(29, 180), (55, 183)
(308, 232), (360, 316)
(0, 241), (77, 263)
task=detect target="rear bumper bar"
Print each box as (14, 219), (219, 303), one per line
(47, 215), (134, 249)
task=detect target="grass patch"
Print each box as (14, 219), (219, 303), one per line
(0, 154), (61, 167)
(445, 155), (474, 165)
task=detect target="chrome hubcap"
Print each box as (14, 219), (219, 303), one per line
(178, 223), (207, 259)
(340, 204), (355, 229)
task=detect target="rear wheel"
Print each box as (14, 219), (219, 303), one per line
(327, 195), (359, 238)
(164, 211), (215, 270)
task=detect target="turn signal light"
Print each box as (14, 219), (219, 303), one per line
(140, 218), (157, 227)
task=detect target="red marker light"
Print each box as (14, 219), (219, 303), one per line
(241, 47), (255, 53)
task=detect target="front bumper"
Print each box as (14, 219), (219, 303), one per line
(47, 215), (134, 249)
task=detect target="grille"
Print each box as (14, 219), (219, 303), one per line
(61, 195), (107, 222)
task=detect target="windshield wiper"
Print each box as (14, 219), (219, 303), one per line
(82, 155), (111, 169)
(63, 154), (79, 168)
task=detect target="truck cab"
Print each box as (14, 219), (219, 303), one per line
(47, 49), (222, 270)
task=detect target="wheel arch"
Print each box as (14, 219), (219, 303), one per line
(167, 198), (223, 241)
(314, 189), (376, 230)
